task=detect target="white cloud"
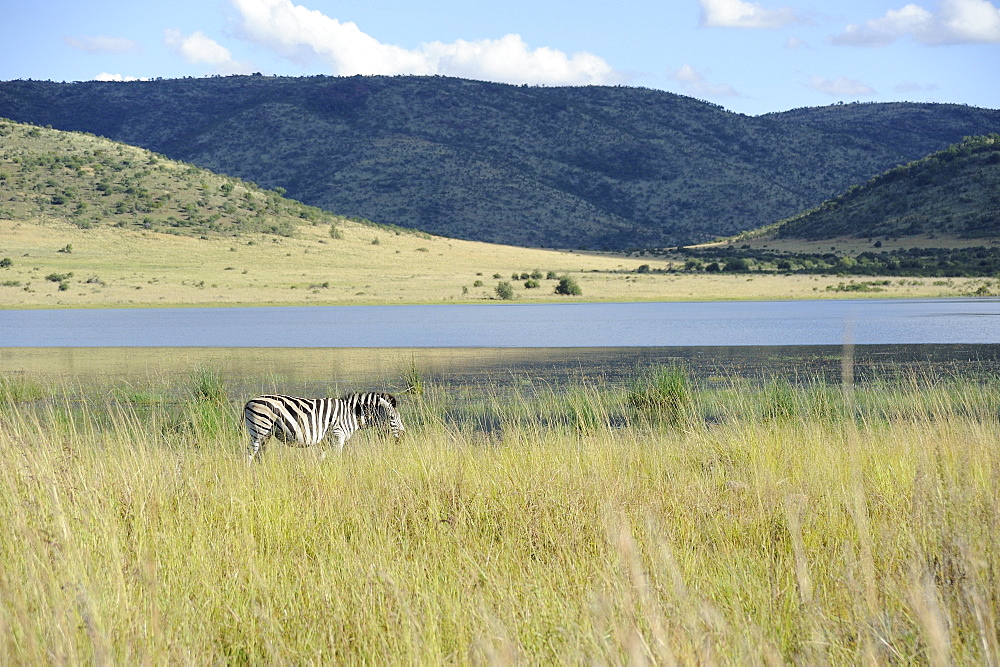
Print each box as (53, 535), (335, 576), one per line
(698, 0), (805, 28)
(935, 0), (1000, 42)
(227, 0), (618, 85)
(830, 4), (934, 45)
(421, 35), (615, 86)
(64, 36), (141, 55)
(830, 0), (1000, 46)
(807, 75), (877, 97)
(94, 73), (142, 82)
(164, 29), (255, 74)
(894, 80), (940, 93)
(784, 36), (810, 48)
(667, 64), (741, 98)
(165, 30), (234, 66)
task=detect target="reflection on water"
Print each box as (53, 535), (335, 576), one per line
(4, 345), (1000, 395)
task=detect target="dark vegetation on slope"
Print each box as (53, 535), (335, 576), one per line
(1, 75), (999, 249)
(769, 134), (1000, 240)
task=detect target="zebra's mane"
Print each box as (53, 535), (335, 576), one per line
(341, 391), (397, 407)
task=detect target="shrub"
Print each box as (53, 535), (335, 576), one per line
(524, 279), (540, 289)
(724, 257), (750, 272)
(546, 271), (558, 280)
(0, 257), (12, 269)
(636, 264), (651, 273)
(554, 276), (582, 296)
(495, 281), (515, 300)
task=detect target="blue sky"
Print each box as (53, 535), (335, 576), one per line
(3, 0), (998, 115)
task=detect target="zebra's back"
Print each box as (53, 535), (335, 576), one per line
(244, 394), (342, 448)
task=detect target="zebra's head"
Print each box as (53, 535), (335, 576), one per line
(380, 392), (405, 439)
(354, 392), (405, 439)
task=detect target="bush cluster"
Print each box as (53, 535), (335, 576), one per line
(674, 245), (1000, 278)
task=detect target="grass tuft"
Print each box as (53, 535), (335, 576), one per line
(0, 375), (46, 403)
(626, 364), (694, 427)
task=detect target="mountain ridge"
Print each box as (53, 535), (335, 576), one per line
(2, 75), (999, 249)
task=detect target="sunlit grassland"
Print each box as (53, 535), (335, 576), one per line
(1, 367), (998, 663)
(2, 219), (994, 308)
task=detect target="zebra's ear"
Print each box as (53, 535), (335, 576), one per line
(383, 392), (397, 407)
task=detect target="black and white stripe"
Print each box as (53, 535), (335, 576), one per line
(244, 392), (405, 462)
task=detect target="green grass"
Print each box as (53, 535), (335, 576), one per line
(1, 370), (999, 662)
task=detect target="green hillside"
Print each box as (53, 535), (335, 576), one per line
(0, 118), (360, 239)
(2, 75), (999, 249)
(771, 134), (1000, 240)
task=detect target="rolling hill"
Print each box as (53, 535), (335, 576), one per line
(765, 134), (1000, 241)
(0, 116), (351, 239)
(2, 75), (999, 250)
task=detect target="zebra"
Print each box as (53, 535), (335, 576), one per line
(243, 391), (404, 462)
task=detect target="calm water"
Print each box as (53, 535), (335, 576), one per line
(2, 299), (1000, 347)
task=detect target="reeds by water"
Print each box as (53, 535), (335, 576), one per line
(1, 367), (998, 662)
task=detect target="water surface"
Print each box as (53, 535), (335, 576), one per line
(3, 299), (1000, 347)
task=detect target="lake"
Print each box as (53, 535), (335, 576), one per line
(3, 298), (1000, 347)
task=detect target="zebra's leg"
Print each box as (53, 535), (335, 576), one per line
(248, 437), (266, 464)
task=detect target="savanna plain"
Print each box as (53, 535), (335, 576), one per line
(2, 219), (997, 308)
(2, 354), (999, 663)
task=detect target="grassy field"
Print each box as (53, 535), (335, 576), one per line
(2, 219), (997, 308)
(1, 364), (998, 663)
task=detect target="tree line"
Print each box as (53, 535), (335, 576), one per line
(663, 246), (1000, 278)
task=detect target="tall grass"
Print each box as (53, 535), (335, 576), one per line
(1, 370), (998, 662)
